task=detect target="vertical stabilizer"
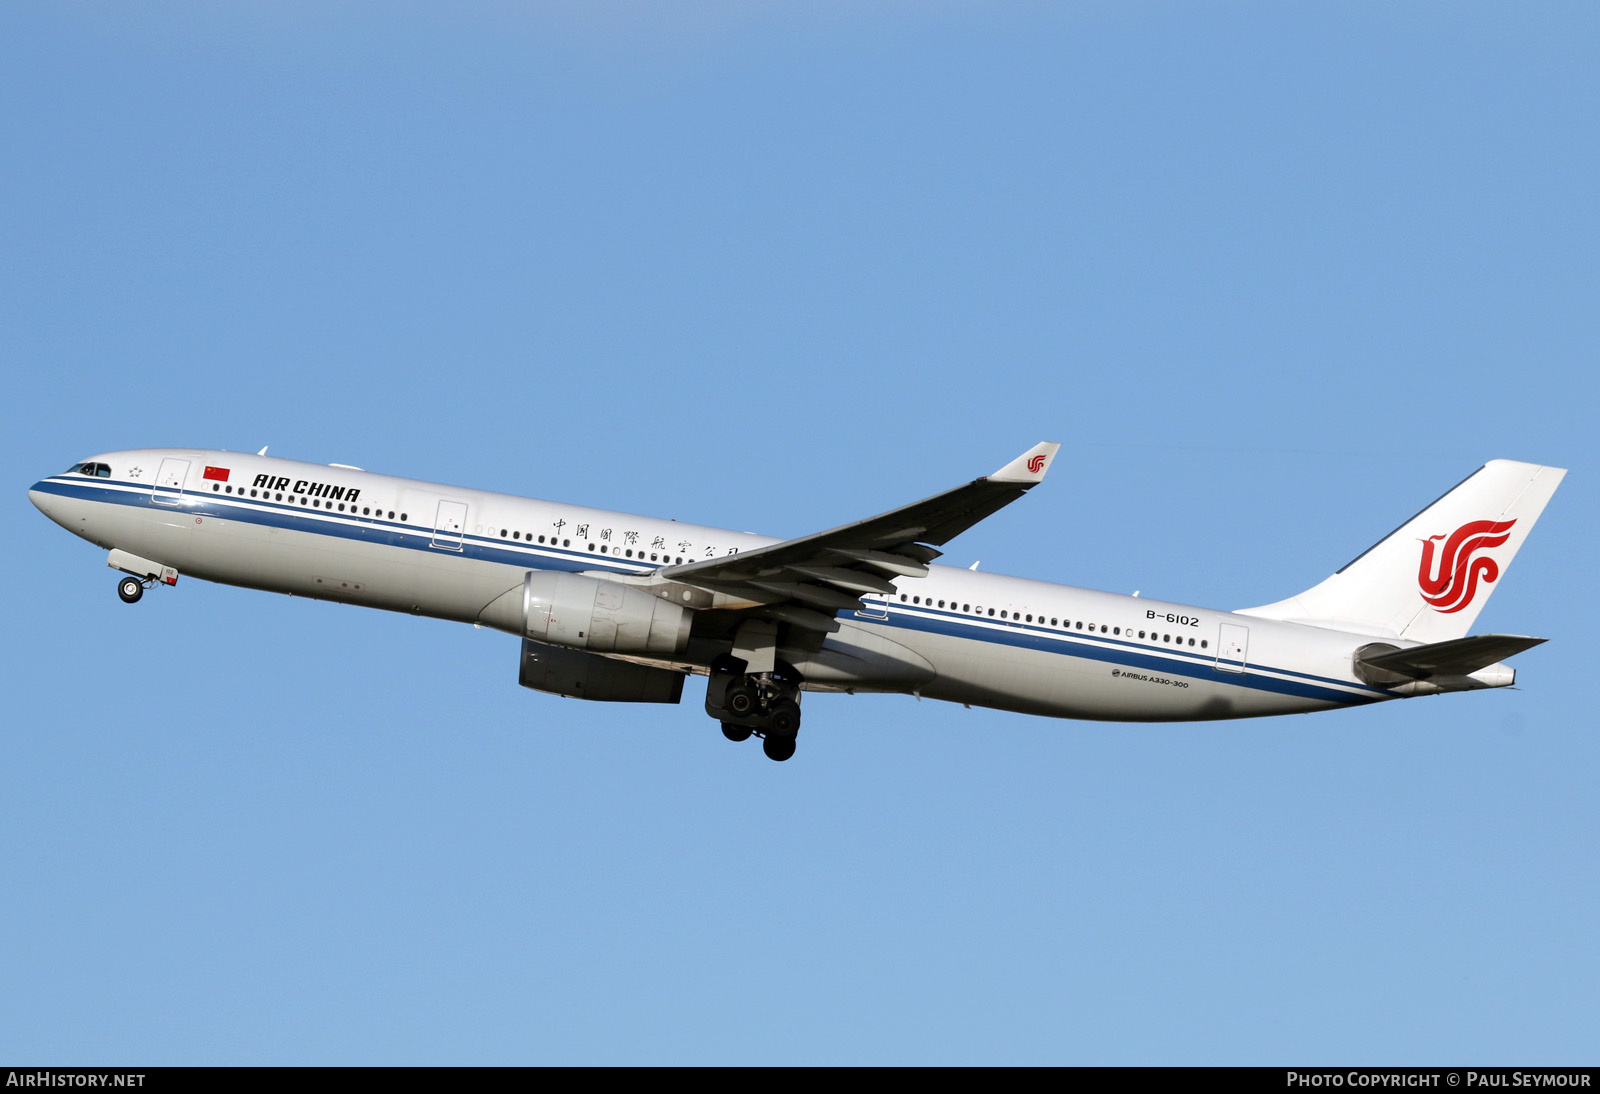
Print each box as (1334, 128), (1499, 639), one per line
(1237, 460), (1565, 643)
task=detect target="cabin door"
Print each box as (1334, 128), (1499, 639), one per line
(431, 500), (468, 550)
(1215, 623), (1249, 673)
(152, 458), (190, 506)
(855, 595), (889, 621)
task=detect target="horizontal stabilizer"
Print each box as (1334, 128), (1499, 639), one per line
(1357, 633), (1545, 682)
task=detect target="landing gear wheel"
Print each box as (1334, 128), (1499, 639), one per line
(721, 721), (752, 743)
(117, 576), (144, 604)
(767, 700), (801, 737)
(725, 684), (759, 718)
(762, 733), (797, 762)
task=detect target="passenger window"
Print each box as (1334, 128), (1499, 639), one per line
(1201, 640), (1208, 649)
(987, 609), (995, 617)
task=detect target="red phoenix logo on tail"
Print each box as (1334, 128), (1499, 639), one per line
(1026, 453), (1048, 474)
(1417, 519), (1516, 613)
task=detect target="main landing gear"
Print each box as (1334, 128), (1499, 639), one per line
(117, 575), (146, 603)
(706, 655), (803, 762)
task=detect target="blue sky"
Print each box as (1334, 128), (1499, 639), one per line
(3, 2), (1595, 1064)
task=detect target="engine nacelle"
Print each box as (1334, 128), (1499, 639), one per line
(522, 570), (693, 655)
(519, 639), (685, 703)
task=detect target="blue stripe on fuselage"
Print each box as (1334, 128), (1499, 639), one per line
(38, 476), (1384, 707)
(33, 476), (645, 575)
(871, 605), (1382, 706)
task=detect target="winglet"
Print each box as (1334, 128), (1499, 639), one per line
(989, 442), (1060, 485)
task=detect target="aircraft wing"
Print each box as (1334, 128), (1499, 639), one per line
(659, 442), (1059, 630)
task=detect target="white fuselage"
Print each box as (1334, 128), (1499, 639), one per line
(30, 449), (1399, 722)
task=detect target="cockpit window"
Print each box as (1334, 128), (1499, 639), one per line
(65, 461), (112, 477)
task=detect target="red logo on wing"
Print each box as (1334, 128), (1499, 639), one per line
(1417, 519), (1516, 613)
(1025, 453), (1047, 474)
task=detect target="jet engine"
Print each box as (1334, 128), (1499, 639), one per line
(521, 570), (693, 655)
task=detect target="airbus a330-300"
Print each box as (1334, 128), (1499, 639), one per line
(29, 445), (1564, 761)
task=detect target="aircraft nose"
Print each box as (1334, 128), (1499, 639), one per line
(29, 482), (54, 518)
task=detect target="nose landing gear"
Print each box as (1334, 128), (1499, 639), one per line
(107, 550), (178, 604)
(707, 655), (804, 762)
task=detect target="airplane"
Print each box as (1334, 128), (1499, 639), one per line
(29, 445), (1565, 761)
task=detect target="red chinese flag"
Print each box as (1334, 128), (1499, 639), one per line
(203, 466), (230, 482)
